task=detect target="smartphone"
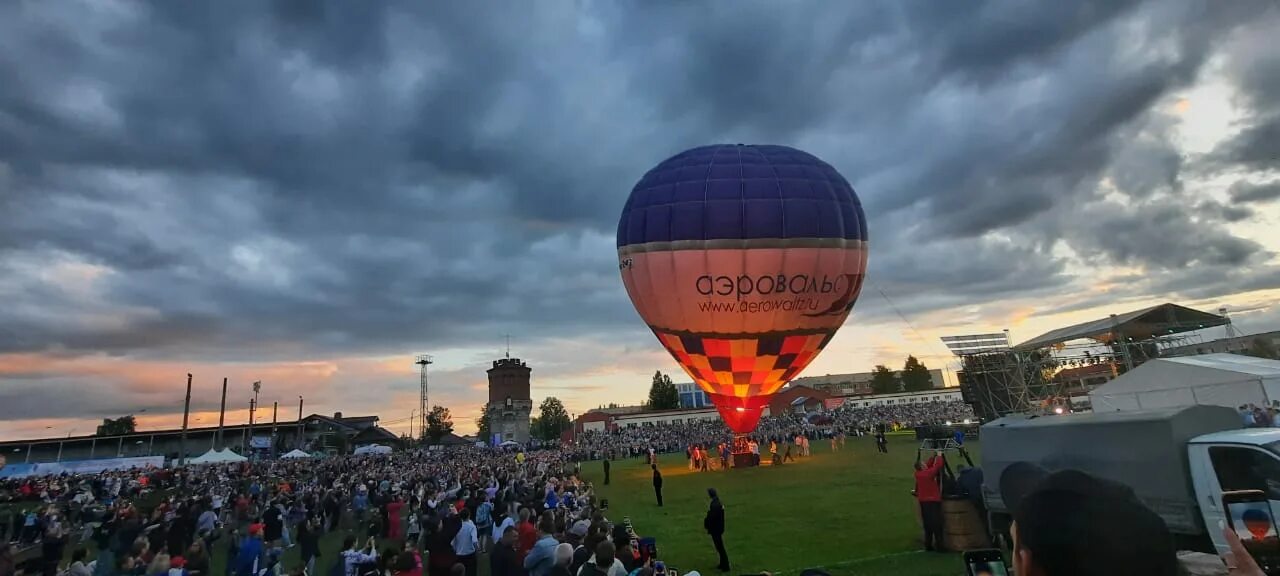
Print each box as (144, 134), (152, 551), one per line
(1224, 490), (1280, 573)
(963, 549), (1009, 576)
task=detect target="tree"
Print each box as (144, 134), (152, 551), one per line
(870, 365), (898, 394)
(96, 415), (137, 436)
(901, 355), (933, 392)
(425, 405), (454, 443)
(1248, 337), (1279, 360)
(537, 397), (571, 441)
(647, 370), (681, 410)
(475, 405), (492, 444)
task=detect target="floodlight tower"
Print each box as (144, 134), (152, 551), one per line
(1220, 307), (1238, 340)
(415, 354), (433, 441)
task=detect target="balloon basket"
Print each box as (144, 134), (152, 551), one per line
(730, 433), (759, 468)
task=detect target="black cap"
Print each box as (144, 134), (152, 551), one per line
(1001, 463), (1177, 576)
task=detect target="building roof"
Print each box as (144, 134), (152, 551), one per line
(576, 412), (614, 423)
(0, 412), (377, 447)
(1090, 353), (1280, 397)
(1160, 353), (1280, 377)
(351, 426), (400, 445)
(436, 433), (471, 446)
(1014, 303), (1227, 351)
(612, 407), (718, 421)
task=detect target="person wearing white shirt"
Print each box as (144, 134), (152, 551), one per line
(492, 513), (515, 544)
(452, 509), (479, 576)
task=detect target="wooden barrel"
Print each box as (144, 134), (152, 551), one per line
(943, 498), (991, 551)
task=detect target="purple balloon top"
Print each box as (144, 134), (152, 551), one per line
(618, 144), (866, 248)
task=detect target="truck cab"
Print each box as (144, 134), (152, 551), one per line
(981, 405), (1280, 554)
(1189, 428), (1280, 556)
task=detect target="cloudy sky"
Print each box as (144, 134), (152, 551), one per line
(2, 0), (1279, 440)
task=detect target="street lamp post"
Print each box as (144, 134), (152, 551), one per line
(297, 396), (304, 451)
(56, 428), (76, 462)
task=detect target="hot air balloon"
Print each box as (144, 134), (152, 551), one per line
(1243, 508), (1274, 541)
(617, 144), (867, 434)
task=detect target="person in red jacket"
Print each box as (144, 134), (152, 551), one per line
(914, 450), (946, 552)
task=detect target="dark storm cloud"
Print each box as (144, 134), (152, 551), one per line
(1209, 115), (1280, 172)
(1229, 180), (1280, 204)
(0, 0), (1277, 372)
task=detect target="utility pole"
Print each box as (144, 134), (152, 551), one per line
(248, 398), (256, 457)
(250, 380), (261, 459)
(271, 401), (278, 459)
(180, 373), (192, 466)
(297, 396), (304, 451)
(217, 377), (228, 450)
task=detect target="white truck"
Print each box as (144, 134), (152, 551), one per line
(981, 405), (1280, 556)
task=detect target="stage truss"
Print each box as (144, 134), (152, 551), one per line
(953, 332), (1209, 420)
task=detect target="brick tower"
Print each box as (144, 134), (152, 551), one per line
(485, 357), (533, 444)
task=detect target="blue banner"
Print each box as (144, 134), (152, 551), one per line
(0, 456), (164, 479)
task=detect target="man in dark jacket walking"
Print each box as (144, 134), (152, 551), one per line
(651, 465), (663, 507)
(704, 489), (729, 572)
(603, 459), (611, 485)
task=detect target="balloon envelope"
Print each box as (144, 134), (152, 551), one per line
(617, 144), (867, 433)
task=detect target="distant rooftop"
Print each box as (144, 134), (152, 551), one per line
(1014, 303), (1226, 351)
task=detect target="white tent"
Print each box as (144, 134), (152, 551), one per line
(280, 449), (312, 459)
(1089, 353), (1280, 412)
(187, 448), (248, 465)
(353, 444), (392, 455)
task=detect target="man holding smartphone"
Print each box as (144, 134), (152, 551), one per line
(998, 463), (1178, 576)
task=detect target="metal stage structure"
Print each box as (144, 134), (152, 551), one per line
(944, 303), (1227, 421)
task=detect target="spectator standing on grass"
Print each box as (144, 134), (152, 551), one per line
(340, 536), (378, 576)
(297, 518), (320, 576)
(185, 540), (210, 576)
(523, 518), (559, 576)
(580, 540), (626, 576)
(427, 517), (458, 576)
(67, 548), (93, 576)
(490, 526), (521, 576)
(914, 451), (945, 552)
(875, 428), (888, 454)
(386, 496), (404, 541)
(234, 526), (265, 576)
(602, 458), (611, 485)
(703, 489), (729, 572)
(451, 508), (478, 576)
(516, 509), (537, 564)
(475, 496), (493, 554)
(551, 543), (575, 576)
(395, 541), (423, 576)
(650, 466), (663, 508)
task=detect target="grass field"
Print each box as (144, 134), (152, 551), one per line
(10, 434), (977, 576)
(585, 434), (978, 576)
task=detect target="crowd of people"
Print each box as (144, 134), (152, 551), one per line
(825, 401), (976, 432)
(567, 402), (973, 464)
(1238, 403), (1280, 427)
(0, 401), (979, 576)
(0, 442), (734, 576)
